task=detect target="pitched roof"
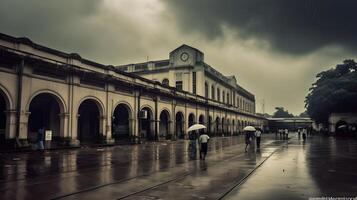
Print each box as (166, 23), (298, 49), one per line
(169, 44), (203, 55)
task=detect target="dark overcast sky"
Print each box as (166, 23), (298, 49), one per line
(0, 0), (355, 115)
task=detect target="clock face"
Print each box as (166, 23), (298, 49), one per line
(180, 52), (189, 62)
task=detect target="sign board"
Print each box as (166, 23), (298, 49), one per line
(45, 130), (52, 141)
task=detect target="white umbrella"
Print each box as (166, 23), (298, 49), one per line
(243, 126), (256, 132)
(337, 125), (347, 129)
(187, 124), (206, 132)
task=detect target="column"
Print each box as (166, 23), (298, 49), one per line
(168, 119), (174, 140)
(59, 112), (69, 138)
(5, 110), (17, 140)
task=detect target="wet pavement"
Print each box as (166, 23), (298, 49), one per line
(224, 135), (357, 200)
(0, 134), (356, 200)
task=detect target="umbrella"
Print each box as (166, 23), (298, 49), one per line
(187, 124), (206, 132)
(243, 126), (256, 132)
(337, 125), (347, 129)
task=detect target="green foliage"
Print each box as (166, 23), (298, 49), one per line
(272, 107), (294, 118)
(305, 59), (357, 124)
(298, 111), (309, 118)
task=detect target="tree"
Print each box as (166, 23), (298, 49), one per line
(305, 59), (357, 124)
(298, 111), (309, 118)
(272, 107), (294, 118)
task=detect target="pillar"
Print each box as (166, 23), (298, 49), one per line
(5, 110), (17, 139)
(59, 112), (69, 138)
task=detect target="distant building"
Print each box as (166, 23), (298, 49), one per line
(267, 117), (313, 132)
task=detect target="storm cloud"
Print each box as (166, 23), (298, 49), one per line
(0, 0), (354, 114)
(163, 0), (357, 55)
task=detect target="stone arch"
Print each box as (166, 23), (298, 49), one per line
(198, 114), (205, 134)
(188, 113), (195, 127)
(199, 114), (205, 124)
(140, 106), (154, 140)
(77, 96), (105, 116)
(27, 91), (67, 144)
(226, 118), (230, 135)
(208, 115), (213, 135)
(26, 90), (66, 113)
(159, 109), (171, 138)
(112, 102), (133, 140)
(77, 97), (105, 144)
(140, 104), (154, 114)
(0, 84), (13, 110)
(215, 116), (220, 136)
(175, 111), (185, 139)
(0, 85), (13, 142)
(159, 107), (171, 118)
(113, 101), (134, 118)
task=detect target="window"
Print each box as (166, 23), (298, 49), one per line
(192, 72), (196, 94)
(227, 93), (230, 104)
(233, 92), (236, 106)
(176, 81), (183, 90)
(176, 73), (183, 90)
(162, 78), (169, 86)
(223, 91), (225, 103)
(211, 85), (215, 99)
(134, 64), (148, 71)
(217, 88), (220, 101)
(205, 82), (209, 98)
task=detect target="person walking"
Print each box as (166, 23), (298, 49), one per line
(37, 126), (45, 150)
(189, 131), (198, 158)
(245, 131), (252, 152)
(199, 132), (210, 160)
(255, 129), (262, 149)
(302, 128), (307, 141)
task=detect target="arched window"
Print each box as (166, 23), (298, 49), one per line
(223, 91), (225, 103)
(162, 78), (169, 86)
(211, 85), (215, 99)
(217, 88), (220, 101)
(227, 93), (230, 104)
(205, 82), (209, 98)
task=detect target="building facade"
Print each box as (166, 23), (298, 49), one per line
(118, 45), (256, 115)
(267, 117), (313, 132)
(0, 33), (266, 148)
(328, 113), (357, 136)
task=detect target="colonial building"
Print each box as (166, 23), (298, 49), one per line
(117, 45), (256, 115)
(0, 33), (266, 148)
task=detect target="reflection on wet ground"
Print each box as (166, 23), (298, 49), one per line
(7, 134), (354, 199)
(0, 135), (284, 200)
(224, 135), (357, 200)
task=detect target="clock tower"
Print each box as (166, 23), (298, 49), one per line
(169, 44), (204, 67)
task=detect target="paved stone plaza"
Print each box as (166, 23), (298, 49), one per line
(0, 134), (356, 200)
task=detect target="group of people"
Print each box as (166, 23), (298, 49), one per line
(277, 129), (289, 138)
(244, 128), (262, 152)
(188, 131), (210, 160)
(297, 128), (308, 140)
(188, 128), (263, 159)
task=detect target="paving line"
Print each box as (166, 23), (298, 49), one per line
(217, 141), (287, 200)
